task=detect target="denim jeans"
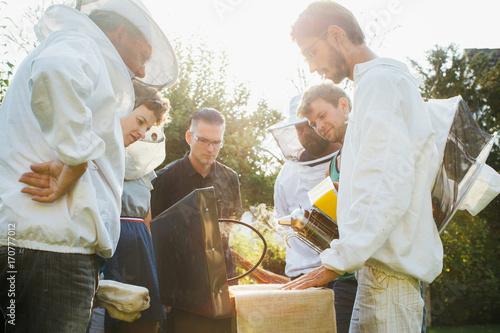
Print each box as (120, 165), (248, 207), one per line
(420, 282), (427, 333)
(0, 247), (98, 333)
(332, 278), (357, 333)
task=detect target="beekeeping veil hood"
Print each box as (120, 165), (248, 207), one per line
(426, 96), (499, 232)
(124, 125), (166, 181)
(267, 95), (335, 165)
(77, 0), (178, 89)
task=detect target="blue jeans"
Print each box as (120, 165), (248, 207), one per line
(420, 282), (427, 333)
(332, 278), (357, 333)
(0, 247), (98, 333)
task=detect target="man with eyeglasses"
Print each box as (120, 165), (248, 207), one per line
(281, 2), (443, 332)
(150, 107), (242, 262)
(150, 107), (242, 330)
(151, 108), (241, 220)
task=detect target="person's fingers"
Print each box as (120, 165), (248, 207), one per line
(280, 277), (315, 290)
(280, 266), (336, 290)
(20, 186), (52, 197)
(29, 161), (52, 173)
(279, 282), (294, 290)
(19, 172), (50, 180)
(31, 194), (58, 203)
(289, 279), (315, 290)
(279, 277), (305, 290)
(333, 181), (339, 191)
(19, 173), (50, 188)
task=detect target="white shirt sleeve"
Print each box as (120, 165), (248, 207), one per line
(29, 36), (106, 165)
(321, 72), (417, 275)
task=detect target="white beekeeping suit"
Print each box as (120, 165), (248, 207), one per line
(269, 95), (338, 277)
(0, 0), (178, 257)
(76, 0), (178, 89)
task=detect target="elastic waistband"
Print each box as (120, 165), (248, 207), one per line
(365, 259), (417, 282)
(120, 217), (145, 223)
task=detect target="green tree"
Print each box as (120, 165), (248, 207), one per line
(0, 59), (13, 104)
(159, 38), (283, 208)
(411, 44), (499, 135)
(0, 1), (13, 104)
(411, 44), (500, 326)
(1, 1), (49, 103)
(231, 203), (287, 283)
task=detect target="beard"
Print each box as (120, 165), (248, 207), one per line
(302, 136), (331, 157)
(325, 44), (350, 84)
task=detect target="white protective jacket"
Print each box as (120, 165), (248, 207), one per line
(0, 5), (134, 257)
(274, 154), (336, 277)
(320, 58), (443, 283)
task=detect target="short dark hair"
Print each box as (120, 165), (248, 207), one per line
(291, 1), (365, 45)
(298, 81), (351, 118)
(189, 108), (225, 132)
(88, 10), (145, 42)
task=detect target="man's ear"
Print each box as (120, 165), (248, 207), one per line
(338, 97), (350, 116)
(326, 25), (344, 46)
(108, 24), (128, 44)
(185, 130), (192, 145)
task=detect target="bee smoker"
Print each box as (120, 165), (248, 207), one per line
(278, 207), (339, 254)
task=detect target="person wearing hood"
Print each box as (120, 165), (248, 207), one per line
(0, 0), (177, 331)
(270, 94), (341, 281)
(282, 2), (443, 332)
(271, 93), (358, 333)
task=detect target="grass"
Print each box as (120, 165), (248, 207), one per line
(428, 324), (500, 333)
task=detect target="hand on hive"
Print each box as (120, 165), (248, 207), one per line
(279, 266), (339, 290)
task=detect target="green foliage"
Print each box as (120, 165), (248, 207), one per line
(411, 45), (500, 326)
(246, 204), (287, 275)
(230, 204), (287, 284)
(0, 60), (12, 104)
(0, 1), (13, 104)
(430, 212), (500, 326)
(410, 44), (499, 136)
(0, 0), (48, 104)
(160, 38), (283, 208)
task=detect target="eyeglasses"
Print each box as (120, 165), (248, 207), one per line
(302, 30), (328, 64)
(192, 132), (224, 149)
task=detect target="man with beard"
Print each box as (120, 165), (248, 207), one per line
(282, 2), (443, 332)
(271, 91), (357, 333)
(271, 94), (341, 281)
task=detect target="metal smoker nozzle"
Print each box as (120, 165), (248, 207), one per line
(277, 207), (308, 231)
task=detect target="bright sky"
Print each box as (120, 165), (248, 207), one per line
(3, 0), (500, 115)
